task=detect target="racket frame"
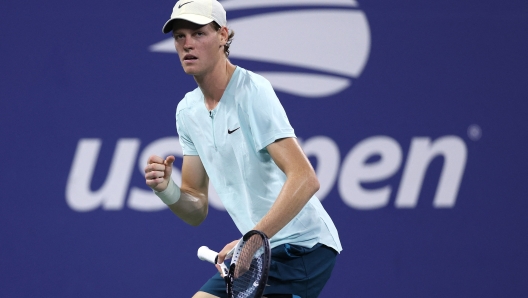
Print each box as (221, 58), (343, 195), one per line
(197, 230), (271, 298)
(226, 230), (271, 298)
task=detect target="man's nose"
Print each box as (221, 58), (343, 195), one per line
(183, 37), (194, 50)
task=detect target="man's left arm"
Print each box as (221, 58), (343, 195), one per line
(253, 137), (319, 238)
(216, 137), (321, 264)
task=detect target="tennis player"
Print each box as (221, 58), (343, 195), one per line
(144, 1), (342, 297)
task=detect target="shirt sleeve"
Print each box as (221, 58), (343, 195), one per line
(176, 108), (198, 156)
(248, 78), (296, 151)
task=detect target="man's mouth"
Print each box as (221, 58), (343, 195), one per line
(183, 54), (198, 61)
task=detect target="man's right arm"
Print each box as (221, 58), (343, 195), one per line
(145, 155), (209, 226)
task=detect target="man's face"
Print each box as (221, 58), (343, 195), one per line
(172, 20), (224, 76)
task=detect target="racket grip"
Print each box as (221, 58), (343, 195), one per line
(197, 246), (217, 264)
(197, 244), (236, 263)
(197, 246), (229, 277)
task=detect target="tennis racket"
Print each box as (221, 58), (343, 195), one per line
(197, 230), (271, 298)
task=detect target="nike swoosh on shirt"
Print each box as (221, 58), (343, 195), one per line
(178, 1), (193, 9)
(228, 127), (240, 134)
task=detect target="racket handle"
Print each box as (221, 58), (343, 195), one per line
(197, 246), (229, 277)
(197, 246), (217, 264)
(197, 244), (237, 263)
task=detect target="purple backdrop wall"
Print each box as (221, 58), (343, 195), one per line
(1, 0), (527, 297)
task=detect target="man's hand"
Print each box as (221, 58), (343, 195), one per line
(215, 240), (239, 274)
(144, 155), (175, 192)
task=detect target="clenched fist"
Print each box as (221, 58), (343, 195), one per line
(144, 155), (175, 192)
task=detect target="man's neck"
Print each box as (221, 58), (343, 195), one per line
(194, 59), (236, 111)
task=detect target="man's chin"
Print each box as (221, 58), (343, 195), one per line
(182, 67), (199, 76)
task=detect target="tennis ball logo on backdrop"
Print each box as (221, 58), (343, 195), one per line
(149, 0), (371, 98)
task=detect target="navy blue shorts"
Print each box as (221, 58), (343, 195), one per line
(199, 243), (338, 298)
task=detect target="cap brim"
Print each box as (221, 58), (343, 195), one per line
(162, 14), (215, 34)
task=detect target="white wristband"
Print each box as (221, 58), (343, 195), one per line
(154, 178), (181, 205)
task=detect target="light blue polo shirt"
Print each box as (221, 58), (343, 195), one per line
(175, 66), (342, 252)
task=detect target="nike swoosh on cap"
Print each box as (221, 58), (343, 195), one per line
(178, 1), (193, 9)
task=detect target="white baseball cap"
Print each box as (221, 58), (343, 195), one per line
(162, 0), (227, 34)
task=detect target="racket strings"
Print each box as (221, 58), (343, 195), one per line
(231, 236), (266, 298)
(232, 257), (264, 297)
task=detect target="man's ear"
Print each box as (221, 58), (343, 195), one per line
(220, 27), (229, 45)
